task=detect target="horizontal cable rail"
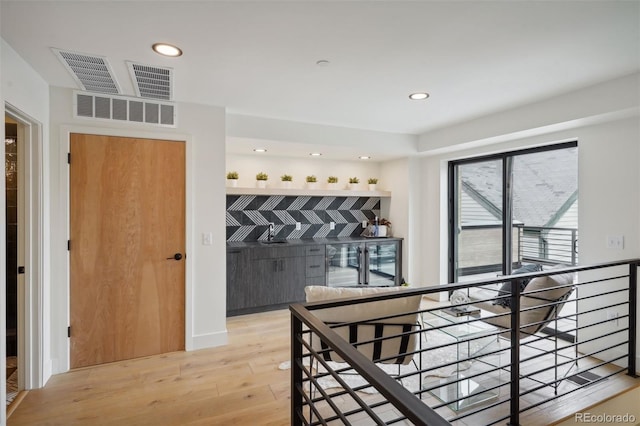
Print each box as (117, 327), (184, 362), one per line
(291, 259), (639, 425)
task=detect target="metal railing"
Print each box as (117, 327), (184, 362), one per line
(520, 225), (578, 266)
(456, 224), (578, 277)
(290, 260), (638, 425)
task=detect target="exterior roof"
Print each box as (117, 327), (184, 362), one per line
(460, 147), (578, 228)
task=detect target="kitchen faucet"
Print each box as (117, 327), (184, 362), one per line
(268, 222), (275, 241)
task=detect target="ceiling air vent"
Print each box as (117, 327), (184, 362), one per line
(74, 91), (176, 127)
(127, 62), (173, 100)
(53, 49), (120, 94)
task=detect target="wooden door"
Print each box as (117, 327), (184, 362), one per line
(70, 133), (185, 368)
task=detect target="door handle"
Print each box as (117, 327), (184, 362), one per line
(167, 253), (183, 261)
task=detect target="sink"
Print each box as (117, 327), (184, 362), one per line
(260, 240), (288, 245)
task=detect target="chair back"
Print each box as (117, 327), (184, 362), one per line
(305, 286), (421, 365)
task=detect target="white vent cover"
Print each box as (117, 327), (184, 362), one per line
(53, 49), (120, 94)
(127, 62), (173, 100)
(73, 91), (176, 127)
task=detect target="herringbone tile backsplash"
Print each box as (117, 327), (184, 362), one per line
(226, 195), (381, 241)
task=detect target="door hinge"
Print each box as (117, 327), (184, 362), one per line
(67, 326), (71, 338)
(67, 152), (71, 164)
(18, 266), (25, 274)
(68, 240), (71, 251)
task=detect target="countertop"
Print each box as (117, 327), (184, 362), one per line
(226, 236), (402, 249)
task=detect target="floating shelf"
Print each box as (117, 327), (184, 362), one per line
(226, 186), (391, 197)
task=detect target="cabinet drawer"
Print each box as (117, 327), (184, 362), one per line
(305, 245), (325, 256)
(305, 255), (325, 277)
(251, 246), (304, 259)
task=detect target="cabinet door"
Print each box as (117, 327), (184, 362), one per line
(326, 243), (363, 287)
(365, 241), (400, 286)
(248, 258), (286, 307)
(248, 257), (307, 307)
(226, 250), (247, 311)
(282, 257), (307, 303)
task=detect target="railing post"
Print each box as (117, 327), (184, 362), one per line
(291, 312), (304, 426)
(629, 263), (638, 378)
(509, 277), (521, 426)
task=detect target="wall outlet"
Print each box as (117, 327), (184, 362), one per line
(202, 232), (213, 246)
(295, 222), (301, 230)
(606, 235), (624, 250)
(329, 221), (335, 230)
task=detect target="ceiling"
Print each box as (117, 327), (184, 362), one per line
(1, 1), (639, 140)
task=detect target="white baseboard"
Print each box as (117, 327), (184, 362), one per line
(42, 359), (53, 387)
(188, 330), (228, 351)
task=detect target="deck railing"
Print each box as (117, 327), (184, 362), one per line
(290, 260), (638, 425)
(520, 225), (578, 266)
(456, 224), (578, 277)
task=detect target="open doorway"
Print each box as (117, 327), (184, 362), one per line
(5, 118), (20, 406)
(4, 105), (46, 412)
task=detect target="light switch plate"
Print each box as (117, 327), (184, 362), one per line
(202, 232), (213, 246)
(362, 220), (368, 228)
(330, 222), (335, 230)
(606, 235), (624, 250)
(295, 222), (301, 230)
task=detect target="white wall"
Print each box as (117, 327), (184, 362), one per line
(1, 38), (51, 400)
(228, 114), (417, 158)
(418, 96), (640, 368)
(48, 87), (227, 374)
(418, 73), (639, 155)
(379, 157), (421, 285)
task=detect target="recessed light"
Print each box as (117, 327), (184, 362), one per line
(309, 152), (322, 157)
(409, 92), (429, 100)
(359, 156), (371, 160)
(152, 43), (183, 57)
(253, 148), (267, 153)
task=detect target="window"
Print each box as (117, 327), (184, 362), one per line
(449, 142), (578, 283)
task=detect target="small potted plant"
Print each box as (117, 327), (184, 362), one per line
(368, 178), (378, 191)
(226, 171), (239, 187)
(348, 177), (359, 190)
(327, 176), (339, 190)
(256, 172), (268, 189)
(281, 174), (293, 189)
(306, 175), (318, 189)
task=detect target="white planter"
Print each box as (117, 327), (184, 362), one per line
(281, 181), (292, 189)
(226, 179), (238, 188)
(256, 180), (267, 189)
(306, 182), (318, 189)
(327, 182), (338, 190)
(348, 183), (359, 190)
(368, 184), (377, 191)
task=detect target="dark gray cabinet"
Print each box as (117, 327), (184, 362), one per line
(227, 244), (307, 316)
(226, 249), (249, 312)
(226, 238), (401, 316)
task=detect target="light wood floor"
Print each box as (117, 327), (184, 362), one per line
(8, 310), (292, 426)
(7, 307), (639, 425)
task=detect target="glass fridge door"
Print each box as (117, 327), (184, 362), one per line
(365, 241), (398, 286)
(326, 243), (362, 287)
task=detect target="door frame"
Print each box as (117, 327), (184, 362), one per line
(5, 103), (46, 390)
(60, 125), (193, 372)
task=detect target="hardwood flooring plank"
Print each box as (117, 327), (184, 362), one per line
(7, 306), (639, 426)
